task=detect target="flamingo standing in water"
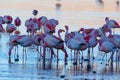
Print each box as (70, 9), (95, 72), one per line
(16, 35), (34, 62)
(65, 25), (87, 64)
(105, 17), (120, 34)
(98, 27), (115, 65)
(8, 34), (19, 63)
(79, 28), (98, 60)
(40, 32), (68, 61)
(98, 37), (115, 65)
(108, 34), (120, 62)
(54, 29), (68, 62)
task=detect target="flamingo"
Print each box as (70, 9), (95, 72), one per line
(3, 15), (13, 24)
(98, 27), (115, 65)
(43, 19), (58, 34)
(98, 37), (115, 65)
(14, 17), (21, 34)
(79, 28), (99, 60)
(25, 18), (39, 37)
(108, 34), (120, 62)
(40, 30), (68, 61)
(33, 34), (44, 60)
(3, 15), (16, 34)
(65, 25), (87, 64)
(105, 17), (120, 33)
(54, 29), (68, 62)
(8, 34), (19, 63)
(16, 35), (34, 62)
(6, 23), (16, 34)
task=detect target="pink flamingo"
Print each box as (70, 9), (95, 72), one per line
(14, 17), (21, 34)
(3, 15), (16, 34)
(54, 29), (68, 62)
(108, 34), (120, 62)
(25, 18), (39, 37)
(40, 30), (68, 61)
(98, 37), (114, 65)
(79, 28), (99, 60)
(6, 23), (16, 34)
(43, 19), (58, 34)
(33, 34), (44, 60)
(3, 15), (13, 24)
(98, 27), (115, 65)
(65, 25), (87, 64)
(8, 35), (19, 63)
(16, 35), (34, 62)
(105, 17), (120, 33)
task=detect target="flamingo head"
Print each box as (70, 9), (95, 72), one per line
(79, 28), (84, 32)
(14, 17), (21, 26)
(58, 29), (65, 34)
(65, 25), (69, 31)
(105, 17), (109, 21)
(32, 9), (38, 16)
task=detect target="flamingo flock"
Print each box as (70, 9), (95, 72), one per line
(0, 10), (120, 65)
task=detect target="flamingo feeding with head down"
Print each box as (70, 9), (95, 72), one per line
(8, 34), (19, 63)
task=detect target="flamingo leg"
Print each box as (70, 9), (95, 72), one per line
(50, 48), (55, 59)
(57, 49), (59, 63)
(43, 47), (46, 59)
(8, 55), (11, 63)
(78, 51), (81, 64)
(14, 46), (19, 62)
(25, 48), (27, 62)
(36, 46), (40, 60)
(105, 53), (109, 66)
(108, 51), (114, 63)
(88, 48), (90, 62)
(102, 53), (106, 61)
(92, 48), (95, 60)
(22, 48), (24, 63)
(70, 49), (72, 61)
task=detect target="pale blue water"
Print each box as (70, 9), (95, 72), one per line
(0, 0), (120, 80)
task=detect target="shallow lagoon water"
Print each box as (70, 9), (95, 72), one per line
(0, 0), (120, 80)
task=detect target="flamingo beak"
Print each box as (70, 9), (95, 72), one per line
(61, 30), (65, 32)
